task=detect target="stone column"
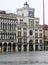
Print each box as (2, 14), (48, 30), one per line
(38, 44), (41, 51)
(16, 45), (18, 52)
(7, 46), (8, 53)
(27, 44), (29, 52)
(2, 42), (4, 53)
(33, 44), (35, 51)
(11, 42), (13, 52)
(22, 45), (24, 52)
(7, 42), (8, 53)
(1, 42), (3, 53)
(2, 46), (3, 53)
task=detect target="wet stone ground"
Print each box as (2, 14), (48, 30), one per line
(0, 51), (48, 65)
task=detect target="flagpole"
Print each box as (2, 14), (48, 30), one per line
(43, 0), (45, 50)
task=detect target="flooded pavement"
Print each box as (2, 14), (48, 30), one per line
(0, 51), (48, 65)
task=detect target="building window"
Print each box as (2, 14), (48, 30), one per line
(35, 29), (38, 31)
(7, 33), (16, 40)
(9, 33), (11, 39)
(15, 34), (16, 40)
(35, 33), (38, 38)
(3, 33), (5, 39)
(16, 19), (18, 21)
(14, 34), (16, 40)
(18, 32), (21, 37)
(1, 19), (4, 21)
(8, 23), (9, 30)
(10, 23), (11, 30)
(29, 40), (33, 44)
(14, 24), (16, 30)
(1, 33), (2, 39)
(12, 24), (13, 30)
(1, 22), (2, 29)
(23, 28), (27, 30)
(35, 40), (38, 44)
(39, 30), (42, 31)
(39, 33), (42, 38)
(35, 21), (39, 26)
(11, 33), (13, 39)
(40, 40), (42, 43)
(5, 23), (7, 30)
(24, 38), (27, 43)
(20, 19), (23, 21)
(23, 32), (27, 36)
(36, 21), (38, 24)
(18, 38), (22, 43)
(2, 33), (4, 39)
(5, 33), (7, 40)
(22, 13), (24, 17)
(3, 23), (4, 30)
(18, 27), (21, 30)
(29, 19), (34, 26)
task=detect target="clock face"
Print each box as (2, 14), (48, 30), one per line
(28, 11), (34, 17)
(29, 30), (33, 35)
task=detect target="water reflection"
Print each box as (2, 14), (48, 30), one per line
(0, 51), (48, 65)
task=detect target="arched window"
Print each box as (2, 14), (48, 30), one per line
(12, 24), (13, 30)
(1, 22), (2, 29)
(29, 40), (33, 45)
(8, 23), (9, 30)
(10, 23), (11, 30)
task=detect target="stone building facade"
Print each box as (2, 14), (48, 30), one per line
(0, 1), (44, 53)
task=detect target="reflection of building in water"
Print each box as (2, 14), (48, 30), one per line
(0, 1), (43, 53)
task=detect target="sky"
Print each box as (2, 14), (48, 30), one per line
(0, 0), (48, 25)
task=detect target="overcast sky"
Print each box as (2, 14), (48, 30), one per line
(0, 0), (48, 24)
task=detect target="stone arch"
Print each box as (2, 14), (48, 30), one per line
(29, 40), (33, 45)
(8, 42), (11, 52)
(18, 44), (22, 52)
(3, 42), (7, 52)
(29, 40), (33, 51)
(23, 45), (27, 51)
(13, 43), (16, 52)
(0, 43), (2, 46)
(0, 42), (2, 53)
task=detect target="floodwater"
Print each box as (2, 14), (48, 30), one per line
(0, 51), (48, 65)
